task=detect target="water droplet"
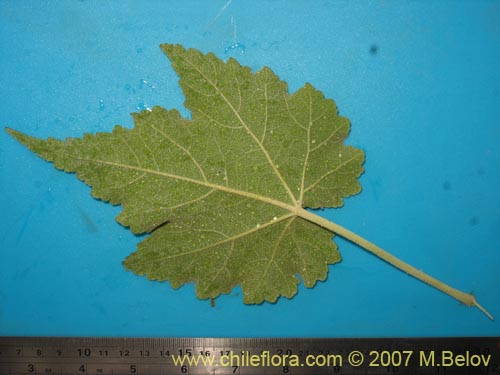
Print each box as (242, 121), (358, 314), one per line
(136, 102), (151, 111)
(139, 79), (157, 90)
(272, 217), (277, 221)
(224, 41), (246, 54)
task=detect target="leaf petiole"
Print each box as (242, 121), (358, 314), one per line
(295, 208), (494, 320)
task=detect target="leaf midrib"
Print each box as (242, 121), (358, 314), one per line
(69, 155), (299, 214)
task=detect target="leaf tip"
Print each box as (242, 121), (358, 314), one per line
(159, 42), (173, 52)
(5, 127), (34, 147)
(304, 82), (314, 90)
(160, 43), (185, 60)
(5, 126), (20, 138)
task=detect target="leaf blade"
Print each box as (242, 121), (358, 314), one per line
(6, 43), (364, 303)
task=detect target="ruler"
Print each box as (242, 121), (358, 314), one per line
(0, 337), (499, 374)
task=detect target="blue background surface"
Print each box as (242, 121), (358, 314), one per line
(1, 1), (499, 337)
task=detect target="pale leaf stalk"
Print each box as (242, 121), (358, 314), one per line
(295, 208), (494, 320)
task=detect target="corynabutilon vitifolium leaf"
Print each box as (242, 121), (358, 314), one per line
(6, 44), (363, 304)
(7, 44), (493, 318)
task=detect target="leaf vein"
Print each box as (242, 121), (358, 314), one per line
(310, 120), (348, 152)
(132, 213), (295, 265)
(304, 154), (362, 193)
(150, 123), (208, 182)
(180, 54), (298, 206)
(63, 153), (298, 213)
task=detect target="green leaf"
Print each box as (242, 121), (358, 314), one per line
(6, 44), (363, 303)
(7, 44), (492, 318)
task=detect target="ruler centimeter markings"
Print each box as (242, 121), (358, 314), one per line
(0, 337), (499, 374)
